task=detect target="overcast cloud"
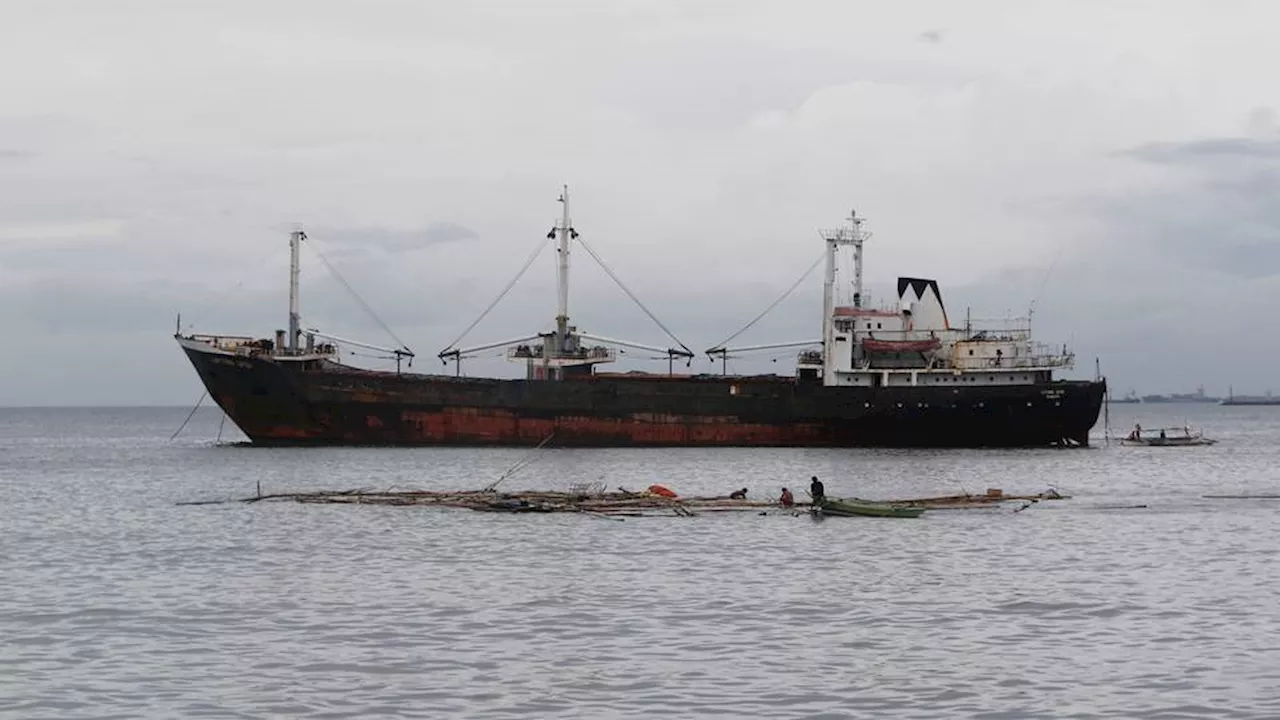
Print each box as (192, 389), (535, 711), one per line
(1, 0), (1278, 405)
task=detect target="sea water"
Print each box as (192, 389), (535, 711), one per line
(1, 405), (1278, 718)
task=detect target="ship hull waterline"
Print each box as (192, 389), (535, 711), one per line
(180, 343), (1106, 448)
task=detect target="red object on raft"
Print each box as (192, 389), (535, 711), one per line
(862, 337), (942, 353)
(647, 484), (678, 498)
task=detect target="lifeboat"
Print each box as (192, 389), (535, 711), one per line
(861, 337), (942, 354)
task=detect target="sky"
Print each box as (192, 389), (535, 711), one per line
(1, 0), (1278, 405)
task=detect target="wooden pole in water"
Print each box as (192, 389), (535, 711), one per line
(1104, 389), (1111, 447)
(1098, 357), (1110, 447)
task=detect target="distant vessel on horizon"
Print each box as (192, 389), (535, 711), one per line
(1140, 386), (1221, 404)
(1220, 387), (1280, 406)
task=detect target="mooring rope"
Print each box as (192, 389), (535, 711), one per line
(169, 390), (208, 441)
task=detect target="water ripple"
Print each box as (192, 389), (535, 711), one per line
(2, 406), (1280, 718)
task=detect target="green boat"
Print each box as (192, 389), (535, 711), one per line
(817, 497), (926, 518)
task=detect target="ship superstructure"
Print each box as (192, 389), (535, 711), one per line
(708, 210), (1076, 394)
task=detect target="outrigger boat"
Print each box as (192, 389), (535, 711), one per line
(816, 497), (927, 518)
(1119, 423), (1217, 447)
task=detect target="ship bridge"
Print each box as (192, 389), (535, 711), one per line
(706, 208), (1078, 389)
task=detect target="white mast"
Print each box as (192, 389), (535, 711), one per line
(818, 209), (870, 383)
(850, 209), (865, 308)
(822, 232), (838, 372)
(554, 185), (573, 350)
(288, 228), (304, 354)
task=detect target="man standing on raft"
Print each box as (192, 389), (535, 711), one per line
(809, 476), (825, 505)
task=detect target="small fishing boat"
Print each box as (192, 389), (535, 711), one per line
(1119, 424), (1216, 447)
(817, 497), (926, 518)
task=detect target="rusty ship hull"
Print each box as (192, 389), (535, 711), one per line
(180, 340), (1106, 447)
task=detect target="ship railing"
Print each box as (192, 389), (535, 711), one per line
(187, 334), (264, 354)
(276, 342), (339, 358)
(506, 345), (617, 362)
(797, 349), (823, 366)
(951, 351), (1075, 370)
(855, 325), (1034, 342)
(962, 328), (1032, 342)
(964, 315), (1032, 332)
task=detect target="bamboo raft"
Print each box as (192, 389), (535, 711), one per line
(177, 485), (1068, 517)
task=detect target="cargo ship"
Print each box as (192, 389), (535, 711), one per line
(175, 190), (1105, 447)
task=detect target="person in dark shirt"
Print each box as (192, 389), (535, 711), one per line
(729, 487), (748, 500)
(810, 476), (825, 504)
(779, 487), (795, 507)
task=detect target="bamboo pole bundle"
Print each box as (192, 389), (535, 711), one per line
(178, 486), (1068, 515)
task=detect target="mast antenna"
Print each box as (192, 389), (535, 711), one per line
(288, 226), (305, 354)
(553, 185), (576, 354)
(845, 208), (868, 308)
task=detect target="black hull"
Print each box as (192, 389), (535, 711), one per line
(181, 345), (1105, 448)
